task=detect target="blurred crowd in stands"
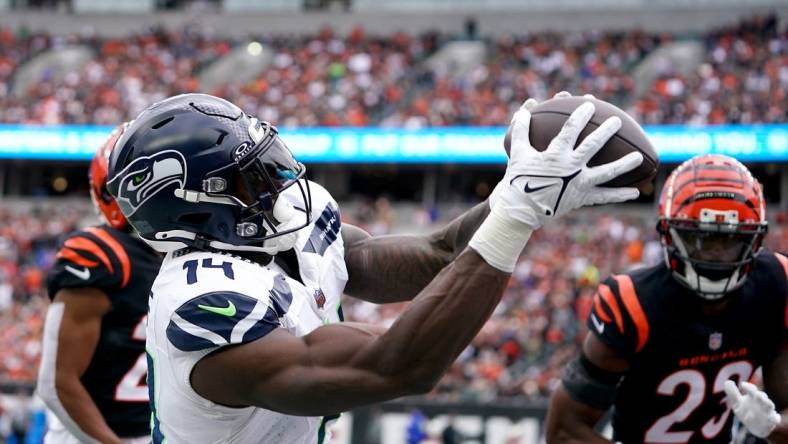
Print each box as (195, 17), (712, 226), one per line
(633, 15), (786, 125)
(0, 15), (784, 126)
(2, 200), (786, 403)
(0, 205), (84, 385)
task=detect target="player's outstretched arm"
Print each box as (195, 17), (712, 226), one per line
(192, 101), (643, 416)
(36, 288), (122, 444)
(343, 96), (643, 304)
(342, 200), (490, 304)
(545, 334), (629, 444)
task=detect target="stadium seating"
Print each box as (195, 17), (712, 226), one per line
(0, 15), (783, 126)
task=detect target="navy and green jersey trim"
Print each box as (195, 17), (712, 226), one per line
(166, 291), (283, 352)
(303, 203), (341, 256)
(270, 274), (293, 317)
(146, 349), (165, 444)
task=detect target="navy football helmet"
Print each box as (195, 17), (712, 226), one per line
(106, 93), (312, 254)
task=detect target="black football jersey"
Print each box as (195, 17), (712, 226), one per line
(588, 251), (788, 444)
(47, 225), (162, 438)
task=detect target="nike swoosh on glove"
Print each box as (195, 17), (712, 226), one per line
(491, 100), (643, 229)
(724, 380), (782, 438)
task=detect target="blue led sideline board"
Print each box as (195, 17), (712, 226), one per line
(0, 124), (785, 163)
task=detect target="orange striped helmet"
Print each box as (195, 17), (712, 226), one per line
(90, 123), (128, 230)
(657, 154), (767, 299)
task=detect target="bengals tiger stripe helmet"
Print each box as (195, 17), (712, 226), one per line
(90, 123), (128, 230)
(657, 154), (768, 300)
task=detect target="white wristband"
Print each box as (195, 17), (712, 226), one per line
(468, 205), (533, 273)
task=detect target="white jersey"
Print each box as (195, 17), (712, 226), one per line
(146, 181), (348, 444)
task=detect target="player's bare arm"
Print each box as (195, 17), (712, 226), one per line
(341, 90), (650, 305)
(763, 338), (788, 443)
(190, 99), (643, 416)
(342, 200), (490, 303)
(545, 333), (629, 444)
(192, 247), (510, 414)
(37, 288), (122, 444)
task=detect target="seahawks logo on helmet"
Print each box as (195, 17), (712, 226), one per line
(108, 150), (187, 217)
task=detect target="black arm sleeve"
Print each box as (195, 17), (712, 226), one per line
(561, 354), (625, 411)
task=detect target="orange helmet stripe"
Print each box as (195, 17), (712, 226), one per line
(660, 155), (765, 224)
(90, 123), (128, 230)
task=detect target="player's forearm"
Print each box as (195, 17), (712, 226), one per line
(355, 248), (509, 392)
(53, 378), (122, 444)
(194, 249), (512, 415)
(546, 387), (613, 444)
(38, 300), (117, 444)
(344, 201), (489, 303)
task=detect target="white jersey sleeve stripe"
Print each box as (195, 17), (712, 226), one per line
(231, 300), (267, 344)
(171, 312), (229, 347)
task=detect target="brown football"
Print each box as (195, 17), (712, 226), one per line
(504, 96), (659, 194)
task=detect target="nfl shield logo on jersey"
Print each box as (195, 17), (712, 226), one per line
(314, 289), (326, 309)
(709, 332), (723, 351)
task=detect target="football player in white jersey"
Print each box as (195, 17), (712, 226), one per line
(105, 93), (644, 444)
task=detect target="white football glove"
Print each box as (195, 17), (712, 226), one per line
(491, 100), (643, 230)
(724, 380), (782, 438)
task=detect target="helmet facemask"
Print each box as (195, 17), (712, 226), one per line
(662, 212), (766, 299)
(658, 155), (768, 301)
(191, 122), (312, 254)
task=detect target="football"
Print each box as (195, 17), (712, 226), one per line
(504, 96), (659, 193)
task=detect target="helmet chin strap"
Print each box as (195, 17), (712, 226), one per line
(221, 190), (307, 255)
(148, 197), (308, 255)
(152, 179), (311, 255)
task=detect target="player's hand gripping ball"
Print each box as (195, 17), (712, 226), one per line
(504, 94), (659, 194)
(491, 97), (644, 230)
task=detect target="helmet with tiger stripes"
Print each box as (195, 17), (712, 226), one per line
(657, 154), (768, 300)
(90, 123), (128, 230)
